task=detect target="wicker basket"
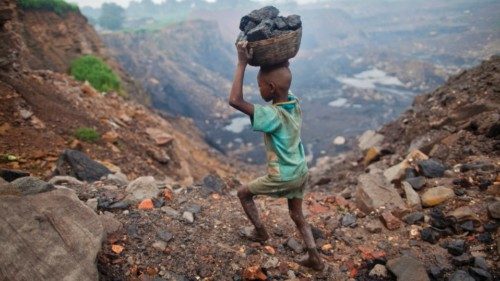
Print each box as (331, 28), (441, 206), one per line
(246, 28), (302, 67)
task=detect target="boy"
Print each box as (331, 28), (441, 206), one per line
(228, 41), (324, 271)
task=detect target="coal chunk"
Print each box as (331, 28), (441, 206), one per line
(54, 149), (111, 182)
(274, 16), (287, 30)
(403, 212), (424, 225)
(445, 239), (467, 256)
(285, 15), (302, 30)
(469, 267), (493, 281)
(246, 19), (274, 42)
(418, 159), (446, 178)
(449, 270), (475, 281)
(452, 253), (473, 266)
(0, 169), (30, 182)
(239, 6), (279, 31)
(427, 266), (444, 279)
(460, 220), (475, 232)
(420, 227), (440, 244)
(406, 176), (426, 190)
(238, 6), (302, 43)
(243, 21), (257, 33)
(248, 6), (279, 22)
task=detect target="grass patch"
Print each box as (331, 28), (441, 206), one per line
(18, 0), (79, 15)
(74, 127), (100, 142)
(70, 55), (121, 93)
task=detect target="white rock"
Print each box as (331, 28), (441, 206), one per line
(19, 109), (33, 120)
(86, 198), (98, 212)
(125, 176), (159, 203)
(104, 172), (129, 186)
(152, 241), (167, 251)
(263, 257), (279, 269)
(358, 130), (384, 151)
(369, 264), (388, 277)
(333, 136), (346, 145)
(182, 211), (194, 223)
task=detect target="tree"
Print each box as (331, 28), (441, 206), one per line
(99, 2), (125, 30)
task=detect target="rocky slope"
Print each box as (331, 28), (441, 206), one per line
(0, 0), (252, 185)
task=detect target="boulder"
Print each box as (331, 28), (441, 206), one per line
(386, 256), (430, 281)
(11, 177), (54, 195)
(355, 173), (405, 213)
(0, 188), (104, 280)
(124, 176), (160, 203)
(54, 149), (111, 182)
(421, 186), (455, 207)
(0, 181), (21, 196)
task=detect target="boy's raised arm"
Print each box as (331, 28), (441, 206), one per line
(228, 41), (254, 116)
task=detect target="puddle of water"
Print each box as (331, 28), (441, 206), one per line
(336, 68), (405, 89)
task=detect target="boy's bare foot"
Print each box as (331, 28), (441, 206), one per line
(298, 254), (325, 271)
(239, 226), (269, 243)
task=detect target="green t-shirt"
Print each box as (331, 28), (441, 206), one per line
(251, 92), (308, 181)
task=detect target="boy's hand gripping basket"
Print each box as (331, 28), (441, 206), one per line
(246, 27), (302, 67)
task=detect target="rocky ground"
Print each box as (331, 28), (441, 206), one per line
(1, 0), (499, 280)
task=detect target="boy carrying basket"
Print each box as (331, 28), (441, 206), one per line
(228, 41), (324, 271)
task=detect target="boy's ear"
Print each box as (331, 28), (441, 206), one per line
(269, 82), (276, 93)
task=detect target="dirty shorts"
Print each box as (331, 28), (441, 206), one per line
(248, 173), (308, 199)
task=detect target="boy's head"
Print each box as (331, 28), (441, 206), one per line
(257, 61), (292, 102)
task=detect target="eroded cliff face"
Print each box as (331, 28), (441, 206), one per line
(0, 0), (254, 184)
(1, 0), (148, 103)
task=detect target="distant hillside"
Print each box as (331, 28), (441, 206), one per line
(102, 20), (235, 120)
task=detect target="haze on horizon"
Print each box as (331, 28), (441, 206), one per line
(72, 0), (320, 8)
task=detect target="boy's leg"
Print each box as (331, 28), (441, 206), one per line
(288, 198), (325, 271)
(237, 186), (269, 242)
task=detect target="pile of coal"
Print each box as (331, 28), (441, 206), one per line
(237, 6), (302, 42)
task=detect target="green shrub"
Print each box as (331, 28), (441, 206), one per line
(18, 0), (79, 15)
(70, 55), (121, 93)
(75, 127), (100, 142)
